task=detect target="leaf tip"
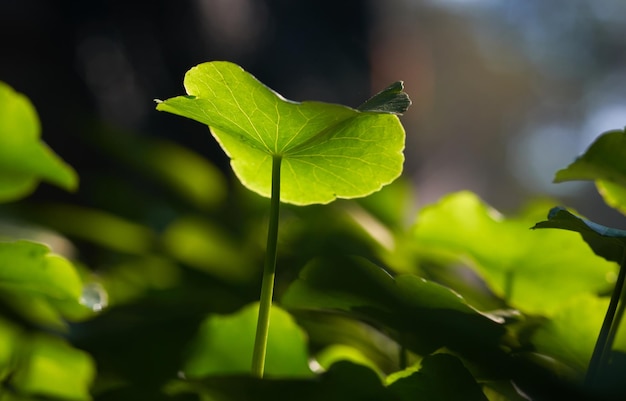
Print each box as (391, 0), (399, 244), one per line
(547, 206), (567, 219)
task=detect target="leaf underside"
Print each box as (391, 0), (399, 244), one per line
(156, 61), (408, 205)
(554, 128), (626, 187)
(532, 207), (626, 263)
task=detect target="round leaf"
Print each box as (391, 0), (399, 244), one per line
(156, 61), (407, 205)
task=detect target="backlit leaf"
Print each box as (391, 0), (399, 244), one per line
(413, 191), (616, 315)
(156, 61), (407, 205)
(0, 81), (77, 202)
(531, 295), (620, 375)
(0, 241), (89, 328)
(597, 180), (626, 217)
(183, 302), (312, 378)
(10, 334), (95, 401)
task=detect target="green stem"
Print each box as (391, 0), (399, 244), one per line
(602, 287), (626, 367)
(585, 248), (626, 387)
(251, 156), (282, 378)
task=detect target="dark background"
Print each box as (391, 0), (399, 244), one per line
(2, 0), (626, 223)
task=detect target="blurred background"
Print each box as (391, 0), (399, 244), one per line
(1, 0), (626, 222)
(3, 1), (626, 395)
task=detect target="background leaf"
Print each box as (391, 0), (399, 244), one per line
(183, 303), (313, 378)
(156, 61), (407, 205)
(0, 81), (77, 202)
(531, 294), (626, 375)
(532, 207), (626, 263)
(10, 334), (95, 401)
(554, 129), (626, 186)
(413, 191), (616, 315)
(282, 255), (505, 358)
(389, 354), (489, 401)
(0, 240), (91, 328)
(597, 180), (626, 217)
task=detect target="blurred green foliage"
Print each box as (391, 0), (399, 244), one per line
(2, 80), (626, 401)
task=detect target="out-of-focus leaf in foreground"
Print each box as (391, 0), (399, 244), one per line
(0, 240), (92, 328)
(0, 81), (77, 202)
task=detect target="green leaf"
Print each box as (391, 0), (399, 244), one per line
(161, 216), (254, 283)
(282, 255), (504, 356)
(357, 81), (411, 115)
(0, 241), (90, 328)
(554, 129), (626, 186)
(531, 294), (626, 375)
(156, 61), (407, 205)
(389, 354), (489, 401)
(24, 204), (156, 255)
(0, 81), (77, 202)
(291, 311), (403, 376)
(532, 206), (626, 263)
(0, 318), (21, 383)
(10, 334), (95, 401)
(174, 361), (391, 401)
(183, 302), (313, 378)
(597, 180), (626, 216)
(414, 191), (616, 315)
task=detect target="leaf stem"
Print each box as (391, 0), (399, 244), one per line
(585, 248), (626, 388)
(251, 156), (282, 378)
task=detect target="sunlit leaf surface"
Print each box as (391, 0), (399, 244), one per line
(183, 302), (312, 378)
(0, 81), (77, 202)
(597, 180), (626, 217)
(10, 334), (95, 401)
(532, 294), (626, 374)
(156, 61), (407, 205)
(0, 241), (90, 328)
(162, 216), (253, 283)
(413, 191), (616, 315)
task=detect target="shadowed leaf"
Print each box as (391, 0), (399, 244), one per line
(532, 206), (626, 263)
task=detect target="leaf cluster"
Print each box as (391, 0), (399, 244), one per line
(2, 66), (626, 400)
